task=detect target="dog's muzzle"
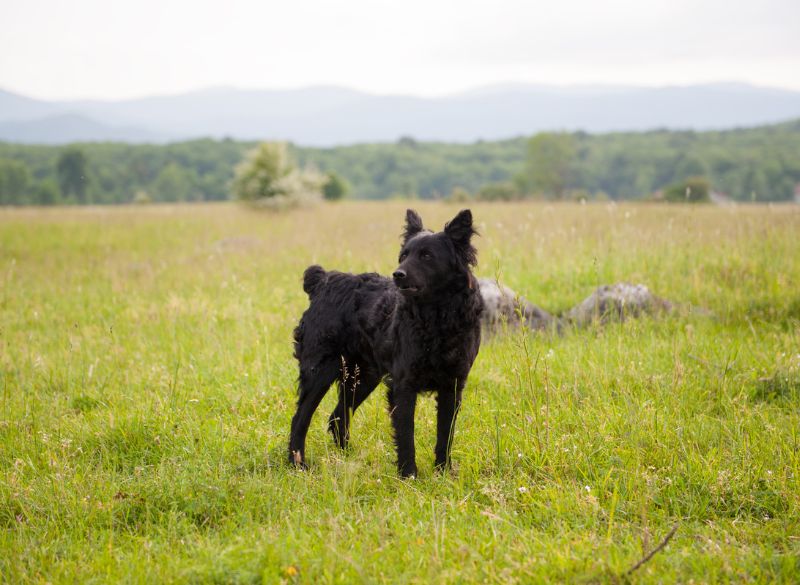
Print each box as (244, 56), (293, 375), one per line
(393, 269), (419, 294)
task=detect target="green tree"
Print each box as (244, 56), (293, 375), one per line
(323, 171), (348, 201)
(57, 147), (89, 203)
(152, 163), (195, 202)
(34, 179), (60, 205)
(0, 158), (30, 205)
(743, 167), (770, 201)
(525, 132), (575, 198)
(672, 154), (707, 180)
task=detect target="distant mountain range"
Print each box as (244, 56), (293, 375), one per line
(2, 82), (800, 146)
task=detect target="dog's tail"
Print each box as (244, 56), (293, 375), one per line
(302, 265), (328, 298)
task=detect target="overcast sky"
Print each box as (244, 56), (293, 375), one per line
(2, 0), (799, 101)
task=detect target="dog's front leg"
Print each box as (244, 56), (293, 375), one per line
(435, 388), (462, 471)
(389, 385), (418, 478)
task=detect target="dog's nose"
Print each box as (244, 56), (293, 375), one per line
(393, 269), (406, 281)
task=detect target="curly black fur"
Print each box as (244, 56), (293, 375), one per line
(288, 209), (483, 477)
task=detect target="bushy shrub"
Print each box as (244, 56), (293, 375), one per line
(231, 142), (324, 209)
(476, 182), (520, 201)
(664, 176), (711, 203)
(448, 186), (472, 202)
(323, 171), (348, 201)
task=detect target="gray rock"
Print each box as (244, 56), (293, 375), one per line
(563, 282), (672, 327)
(477, 278), (555, 331)
(478, 279), (672, 333)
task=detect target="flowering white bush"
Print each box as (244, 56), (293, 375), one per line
(231, 142), (323, 210)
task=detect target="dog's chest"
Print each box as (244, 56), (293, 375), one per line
(391, 317), (479, 389)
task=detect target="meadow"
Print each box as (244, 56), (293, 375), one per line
(1, 201), (799, 583)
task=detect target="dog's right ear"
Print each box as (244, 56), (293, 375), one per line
(402, 209), (424, 242)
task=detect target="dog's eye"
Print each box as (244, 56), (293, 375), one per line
(420, 251), (432, 260)
(399, 252), (408, 261)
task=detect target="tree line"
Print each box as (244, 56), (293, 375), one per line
(1, 119), (799, 205)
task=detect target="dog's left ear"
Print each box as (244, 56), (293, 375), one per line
(444, 209), (478, 267)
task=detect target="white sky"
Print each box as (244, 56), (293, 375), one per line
(2, 0), (799, 101)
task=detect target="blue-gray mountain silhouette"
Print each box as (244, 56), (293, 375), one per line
(2, 82), (799, 145)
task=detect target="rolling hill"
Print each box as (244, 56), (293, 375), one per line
(2, 83), (800, 145)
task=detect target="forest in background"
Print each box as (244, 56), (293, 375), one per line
(1, 119), (799, 205)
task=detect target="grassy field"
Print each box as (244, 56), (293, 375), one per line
(1, 201), (799, 583)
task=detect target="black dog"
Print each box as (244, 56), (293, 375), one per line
(288, 209), (483, 477)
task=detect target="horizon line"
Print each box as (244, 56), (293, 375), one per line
(4, 79), (800, 104)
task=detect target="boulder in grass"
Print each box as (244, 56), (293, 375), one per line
(477, 278), (555, 331)
(563, 282), (673, 327)
(477, 279), (672, 333)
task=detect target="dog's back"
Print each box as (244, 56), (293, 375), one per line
(293, 266), (395, 364)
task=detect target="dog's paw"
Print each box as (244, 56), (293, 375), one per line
(289, 450), (309, 471)
(399, 462), (418, 479)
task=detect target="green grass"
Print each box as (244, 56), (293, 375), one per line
(1, 201), (799, 583)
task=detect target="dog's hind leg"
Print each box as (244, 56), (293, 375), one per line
(328, 365), (380, 449)
(288, 358), (339, 469)
(434, 386), (463, 471)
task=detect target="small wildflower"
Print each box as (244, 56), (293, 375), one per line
(283, 565), (299, 578)
(518, 486), (528, 494)
(584, 485), (591, 492)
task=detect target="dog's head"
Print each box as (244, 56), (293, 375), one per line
(393, 208), (478, 299)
